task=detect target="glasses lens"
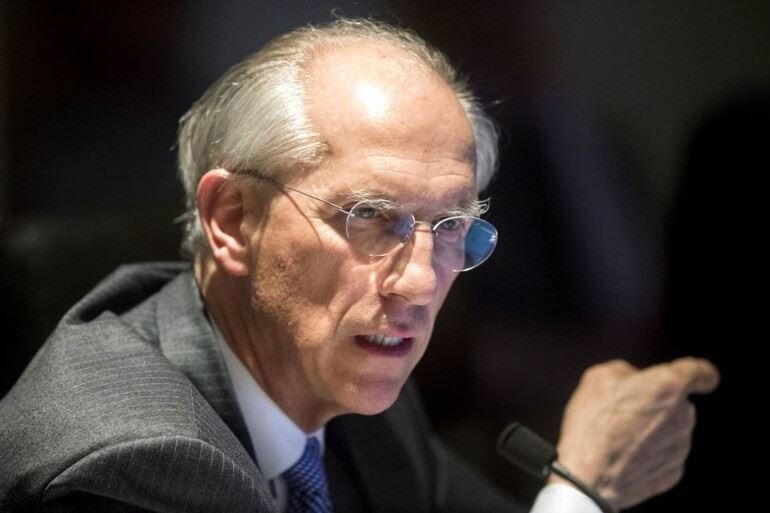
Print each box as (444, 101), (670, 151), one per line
(347, 203), (497, 271)
(346, 202), (414, 256)
(433, 217), (498, 272)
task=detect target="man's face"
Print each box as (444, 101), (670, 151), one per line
(239, 43), (476, 427)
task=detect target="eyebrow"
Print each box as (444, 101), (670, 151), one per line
(344, 189), (491, 217)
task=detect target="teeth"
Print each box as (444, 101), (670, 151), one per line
(363, 334), (404, 347)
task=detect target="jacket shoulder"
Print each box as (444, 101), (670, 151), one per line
(0, 263), (251, 511)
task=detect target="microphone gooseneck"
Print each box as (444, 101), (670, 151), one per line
(497, 422), (616, 513)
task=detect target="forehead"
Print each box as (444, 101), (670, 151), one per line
(302, 41), (477, 206)
(325, 154), (476, 210)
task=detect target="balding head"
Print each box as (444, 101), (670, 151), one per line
(305, 42), (475, 168)
(177, 18), (497, 256)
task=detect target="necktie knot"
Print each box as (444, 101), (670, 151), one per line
(283, 437), (332, 513)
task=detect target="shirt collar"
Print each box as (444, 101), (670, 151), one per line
(213, 321), (324, 480)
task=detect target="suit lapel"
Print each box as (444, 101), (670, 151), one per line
(154, 270), (256, 459)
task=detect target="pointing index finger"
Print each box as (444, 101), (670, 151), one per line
(669, 357), (720, 395)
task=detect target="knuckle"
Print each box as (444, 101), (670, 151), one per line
(669, 467), (685, 487)
(580, 364), (603, 384)
(681, 439), (693, 459)
(653, 467), (685, 496)
(669, 431), (692, 459)
(608, 358), (635, 372)
(584, 359), (634, 381)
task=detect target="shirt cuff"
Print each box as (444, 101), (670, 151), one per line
(530, 483), (602, 513)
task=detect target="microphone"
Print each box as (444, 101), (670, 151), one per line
(497, 422), (615, 513)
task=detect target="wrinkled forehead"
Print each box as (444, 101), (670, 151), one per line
(348, 160), (476, 208)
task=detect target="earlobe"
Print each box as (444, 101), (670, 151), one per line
(197, 169), (250, 276)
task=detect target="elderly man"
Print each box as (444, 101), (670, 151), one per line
(0, 18), (717, 513)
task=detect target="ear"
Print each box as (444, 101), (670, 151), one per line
(197, 169), (249, 276)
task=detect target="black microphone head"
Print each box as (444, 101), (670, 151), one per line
(497, 422), (558, 479)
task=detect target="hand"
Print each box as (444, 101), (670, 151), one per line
(553, 357), (719, 510)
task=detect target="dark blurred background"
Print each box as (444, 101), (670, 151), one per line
(1, 1), (768, 511)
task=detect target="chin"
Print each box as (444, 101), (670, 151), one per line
(341, 378), (406, 416)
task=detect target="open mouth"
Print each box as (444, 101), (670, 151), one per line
(354, 335), (414, 356)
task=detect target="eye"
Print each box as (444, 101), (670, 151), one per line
(436, 217), (461, 231)
(350, 200), (400, 221)
(355, 205), (380, 219)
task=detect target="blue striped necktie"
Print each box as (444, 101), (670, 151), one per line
(283, 437), (333, 513)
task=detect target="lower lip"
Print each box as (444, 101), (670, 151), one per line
(354, 336), (414, 357)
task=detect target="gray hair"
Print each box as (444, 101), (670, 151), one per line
(177, 17), (498, 256)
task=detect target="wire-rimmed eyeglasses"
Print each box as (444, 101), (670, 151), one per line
(257, 176), (498, 272)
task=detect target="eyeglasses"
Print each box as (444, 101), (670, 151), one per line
(257, 176), (498, 272)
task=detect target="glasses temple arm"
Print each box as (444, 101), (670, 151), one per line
(259, 176), (352, 215)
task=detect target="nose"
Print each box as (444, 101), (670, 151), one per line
(378, 224), (438, 306)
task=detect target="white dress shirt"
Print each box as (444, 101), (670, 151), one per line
(212, 322), (598, 513)
(216, 329), (323, 511)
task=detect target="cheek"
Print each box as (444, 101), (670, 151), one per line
(249, 232), (365, 344)
(431, 269), (458, 313)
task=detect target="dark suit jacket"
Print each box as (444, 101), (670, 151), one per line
(0, 263), (521, 512)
